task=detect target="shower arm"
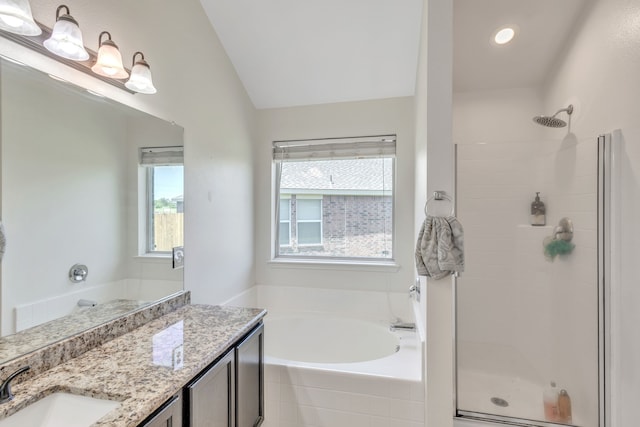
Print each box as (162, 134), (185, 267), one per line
(552, 105), (574, 118)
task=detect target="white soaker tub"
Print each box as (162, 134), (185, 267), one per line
(262, 311), (424, 427)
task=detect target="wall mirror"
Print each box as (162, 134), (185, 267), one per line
(0, 55), (184, 363)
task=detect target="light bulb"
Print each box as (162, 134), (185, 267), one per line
(91, 32), (129, 79)
(43, 6), (89, 61)
(0, 15), (22, 27)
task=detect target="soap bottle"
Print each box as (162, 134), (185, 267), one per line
(531, 192), (546, 226)
(543, 381), (558, 422)
(557, 389), (572, 424)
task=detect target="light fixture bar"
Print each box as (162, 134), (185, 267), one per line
(0, 21), (135, 93)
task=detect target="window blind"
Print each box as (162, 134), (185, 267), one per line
(140, 146), (184, 166)
(272, 135), (396, 161)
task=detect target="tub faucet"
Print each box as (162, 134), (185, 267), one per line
(390, 322), (416, 332)
(0, 366), (30, 403)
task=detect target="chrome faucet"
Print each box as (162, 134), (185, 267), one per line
(0, 366), (30, 403)
(390, 322), (416, 332)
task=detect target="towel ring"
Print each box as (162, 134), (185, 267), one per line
(424, 191), (454, 216)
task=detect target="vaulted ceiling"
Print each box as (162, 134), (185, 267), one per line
(199, 0), (589, 109)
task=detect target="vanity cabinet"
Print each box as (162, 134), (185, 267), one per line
(187, 350), (235, 427)
(185, 323), (264, 427)
(138, 392), (183, 427)
(235, 323), (264, 427)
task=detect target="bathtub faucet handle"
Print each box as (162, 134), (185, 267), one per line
(390, 322), (416, 332)
(409, 279), (421, 301)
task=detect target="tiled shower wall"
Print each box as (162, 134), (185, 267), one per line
(456, 137), (599, 424)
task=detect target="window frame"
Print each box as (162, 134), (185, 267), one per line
(145, 166), (157, 254)
(294, 196), (323, 247)
(272, 135), (396, 263)
(140, 146), (184, 256)
(278, 196), (292, 247)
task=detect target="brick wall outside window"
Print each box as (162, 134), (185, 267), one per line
(280, 194), (392, 258)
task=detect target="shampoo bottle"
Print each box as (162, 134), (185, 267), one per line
(543, 381), (558, 422)
(531, 192), (546, 226)
(557, 389), (572, 424)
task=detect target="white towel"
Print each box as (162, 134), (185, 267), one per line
(415, 215), (464, 278)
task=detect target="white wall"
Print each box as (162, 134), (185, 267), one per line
(254, 97), (416, 300)
(1, 63), (129, 334)
(6, 0), (258, 306)
(539, 0), (640, 424)
(0, 61), (184, 334)
(416, 0), (455, 426)
(453, 88), (543, 144)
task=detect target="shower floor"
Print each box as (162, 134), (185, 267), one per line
(458, 369), (546, 423)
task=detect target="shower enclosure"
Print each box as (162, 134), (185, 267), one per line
(454, 131), (615, 427)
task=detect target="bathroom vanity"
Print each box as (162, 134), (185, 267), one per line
(0, 300), (266, 427)
(142, 323), (264, 427)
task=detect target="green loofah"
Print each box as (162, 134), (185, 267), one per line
(544, 239), (575, 260)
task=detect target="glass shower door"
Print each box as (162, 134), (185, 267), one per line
(455, 136), (604, 427)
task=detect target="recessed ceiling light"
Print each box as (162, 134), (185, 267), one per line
(494, 27), (516, 45)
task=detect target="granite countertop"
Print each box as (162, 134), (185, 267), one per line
(0, 299), (154, 364)
(0, 304), (266, 427)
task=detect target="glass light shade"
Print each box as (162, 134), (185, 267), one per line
(125, 62), (157, 94)
(43, 18), (89, 61)
(91, 41), (128, 79)
(0, 0), (41, 35)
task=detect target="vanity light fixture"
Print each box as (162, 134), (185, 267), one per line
(125, 51), (157, 94)
(91, 31), (128, 79)
(43, 5), (89, 61)
(86, 89), (104, 98)
(0, 53), (24, 66)
(0, 0), (41, 36)
(47, 73), (68, 83)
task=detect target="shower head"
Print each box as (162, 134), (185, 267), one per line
(533, 104), (574, 128)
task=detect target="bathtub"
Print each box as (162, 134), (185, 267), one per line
(262, 311), (424, 427)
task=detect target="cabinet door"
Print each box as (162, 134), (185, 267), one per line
(138, 393), (182, 427)
(187, 350), (235, 427)
(236, 324), (264, 427)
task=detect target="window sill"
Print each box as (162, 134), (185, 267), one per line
(133, 254), (172, 263)
(267, 258), (400, 272)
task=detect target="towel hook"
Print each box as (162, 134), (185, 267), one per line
(424, 191), (454, 216)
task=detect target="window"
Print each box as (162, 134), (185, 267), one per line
(140, 147), (184, 254)
(279, 197), (291, 246)
(296, 197), (322, 245)
(274, 135), (395, 261)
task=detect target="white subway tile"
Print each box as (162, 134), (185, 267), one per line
(367, 395), (391, 417)
(280, 383), (298, 403)
(370, 415), (392, 427)
(299, 405), (370, 427)
(279, 401), (299, 423)
(389, 398), (425, 422)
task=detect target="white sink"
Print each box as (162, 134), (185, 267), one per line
(0, 392), (121, 427)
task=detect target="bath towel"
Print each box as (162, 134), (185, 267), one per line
(415, 216), (464, 278)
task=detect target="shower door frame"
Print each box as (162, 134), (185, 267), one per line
(452, 134), (617, 427)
